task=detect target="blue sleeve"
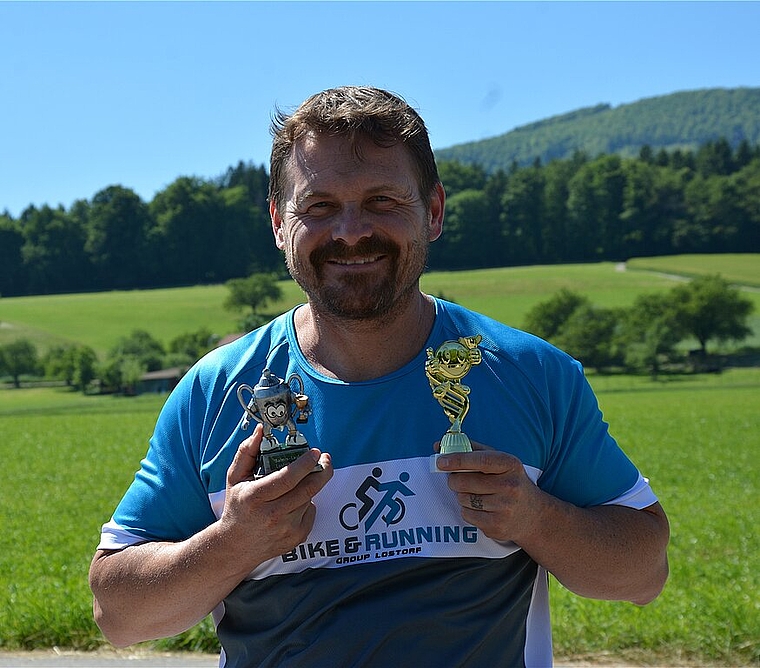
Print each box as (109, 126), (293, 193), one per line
(537, 353), (643, 508)
(108, 368), (219, 543)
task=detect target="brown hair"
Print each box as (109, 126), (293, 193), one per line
(268, 86), (440, 211)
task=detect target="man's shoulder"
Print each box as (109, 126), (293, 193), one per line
(434, 298), (581, 380)
(435, 298), (558, 353)
(184, 310), (294, 389)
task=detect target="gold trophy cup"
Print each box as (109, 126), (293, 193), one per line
(425, 335), (482, 472)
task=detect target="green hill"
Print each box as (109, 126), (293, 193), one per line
(435, 87), (760, 171)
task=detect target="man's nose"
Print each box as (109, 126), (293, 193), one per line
(331, 205), (373, 246)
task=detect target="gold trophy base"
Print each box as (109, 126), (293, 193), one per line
(256, 445), (323, 479)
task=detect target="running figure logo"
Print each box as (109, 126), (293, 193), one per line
(339, 467), (416, 532)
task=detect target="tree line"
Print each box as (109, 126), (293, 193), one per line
(1, 273), (753, 391)
(0, 163), (278, 297)
(522, 274), (754, 378)
(0, 274), (283, 392)
(1, 138), (759, 298)
(430, 138), (760, 270)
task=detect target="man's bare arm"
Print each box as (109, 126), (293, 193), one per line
(438, 447), (669, 605)
(89, 426), (333, 647)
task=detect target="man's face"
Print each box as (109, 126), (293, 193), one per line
(271, 133), (444, 321)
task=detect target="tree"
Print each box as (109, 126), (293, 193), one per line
(149, 177), (228, 286)
(565, 155), (626, 261)
(44, 344), (79, 386)
(85, 186), (156, 289)
(670, 275), (754, 354)
(215, 185), (278, 277)
(71, 345), (98, 392)
(19, 205), (89, 294)
(620, 293), (684, 377)
(0, 215), (26, 296)
(522, 289), (591, 342)
(430, 189), (492, 269)
(540, 159), (578, 263)
(557, 305), (622, 373)
(732, 158), (760, 252)
(0, 339), (39, 388)
(500, 165), (545, 265)
(695, 138), (734, 177)
(224, 273), (283, 317)
(436, 161), (487, 198)
(168, 328), (219, 366)
(45, 344), (99, 392)
(109, 330), (165, 372)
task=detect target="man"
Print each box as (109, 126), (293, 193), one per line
(90, 86), (669, 667)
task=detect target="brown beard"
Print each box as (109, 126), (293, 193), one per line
(289, 236), (426, 321)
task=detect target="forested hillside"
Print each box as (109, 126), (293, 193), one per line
(2, 88), (759, 296)
(435, 87), (760, 170)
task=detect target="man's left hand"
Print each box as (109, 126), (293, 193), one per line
(435, 443), (543, 544)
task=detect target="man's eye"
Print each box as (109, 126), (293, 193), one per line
(369, 196), (394, 207)
(308, 201), (334, 214)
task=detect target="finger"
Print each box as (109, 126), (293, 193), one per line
(469, 440), (495, 452)
(464, 492), (488, 512)
(227, 424), (264, 487)
(287, 498), (318, 534)
(446, 470), (501, 494)
(436, 448), (521, 474)
(256, 449), (333, 505)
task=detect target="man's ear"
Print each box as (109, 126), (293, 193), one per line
(270, 200), (286, 250)
(428, 182), (445, 242)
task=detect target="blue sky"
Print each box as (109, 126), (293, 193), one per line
(1, 1), (758, 218)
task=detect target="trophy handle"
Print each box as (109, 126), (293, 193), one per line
(288, 373), (311, 423)
(237, 383), (258, 430)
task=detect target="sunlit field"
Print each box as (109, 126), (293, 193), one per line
(1, 255), (758, 664)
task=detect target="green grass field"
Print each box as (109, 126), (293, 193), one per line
(627, 254), (760, 288)
(1, 255), (759, 664)
(1, 254), (759, 356)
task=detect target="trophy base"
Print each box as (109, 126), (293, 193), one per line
(430, 454), (481, 473)
(255, 444), (323, 479)
(430, 430), (477, 473)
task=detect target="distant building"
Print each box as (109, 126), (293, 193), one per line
(136, 367), (186, 394)
(216, 333), (245, 347)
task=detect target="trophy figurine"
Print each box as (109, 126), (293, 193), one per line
(425, 335), (483, 472)
(237, 368), (322, 478)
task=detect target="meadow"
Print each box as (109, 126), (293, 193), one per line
(1, 255), (758, 664)
(2, 255), (759, 358)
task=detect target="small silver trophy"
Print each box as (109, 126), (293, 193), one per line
(425, 335), (483, 472)
(237, 369), (322, 478)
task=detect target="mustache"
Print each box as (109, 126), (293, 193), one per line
(309, 237), (400, 267)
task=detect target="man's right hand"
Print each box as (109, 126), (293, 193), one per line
(220, 423), (333, 571)
(89, 423), (332, 647)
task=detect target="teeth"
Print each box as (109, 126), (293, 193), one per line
(333, 256), (380, 265)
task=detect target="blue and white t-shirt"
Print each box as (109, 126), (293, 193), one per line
(99, 298), (657, 667)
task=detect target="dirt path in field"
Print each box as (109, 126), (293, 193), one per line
(0, 649), (218, 667)
(0, 648), (670, 667)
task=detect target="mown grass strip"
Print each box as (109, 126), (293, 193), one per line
(1, 371), (758, 664)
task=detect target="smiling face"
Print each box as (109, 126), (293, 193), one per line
(262, 398), (289, 427)
(271, 133), (444, 322)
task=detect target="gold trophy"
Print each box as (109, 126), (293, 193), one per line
(237, 369), (322, 478)
(425, 335), (482, 472)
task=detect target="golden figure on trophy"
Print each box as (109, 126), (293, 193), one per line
(425, 335), (482, 471)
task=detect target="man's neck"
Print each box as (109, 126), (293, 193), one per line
(294, 291), (436, 382)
